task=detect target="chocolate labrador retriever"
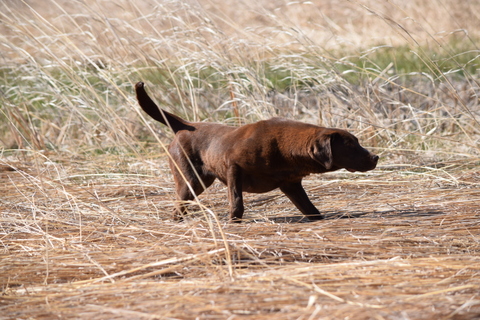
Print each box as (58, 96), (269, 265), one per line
(135, 82), (378, 222)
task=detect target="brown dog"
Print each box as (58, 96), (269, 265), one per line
(135, 82), (378, 222)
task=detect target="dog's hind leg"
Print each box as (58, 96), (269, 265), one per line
(171, 163), (215, 220)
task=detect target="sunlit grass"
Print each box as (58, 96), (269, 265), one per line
(1, 0), (478, 161)
(1, 1), (480, 319)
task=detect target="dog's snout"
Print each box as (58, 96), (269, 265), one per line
(372, 154), (379, 163)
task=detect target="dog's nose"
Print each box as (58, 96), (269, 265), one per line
(372, 155), (379, 163)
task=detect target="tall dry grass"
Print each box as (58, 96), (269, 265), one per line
(0, 0), (479, 160)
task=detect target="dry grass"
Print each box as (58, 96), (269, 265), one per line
(1, 0), (480, 319)
(1, 153), (480, 319)
(1, 0), (479, 156)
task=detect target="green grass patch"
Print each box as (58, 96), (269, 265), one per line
(337, 41), (479, 83)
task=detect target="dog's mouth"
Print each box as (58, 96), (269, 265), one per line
(346, 167), (374, 173)
(346, 155), (379, 173)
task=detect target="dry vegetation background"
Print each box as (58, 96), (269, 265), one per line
(1, 0), (480, 319)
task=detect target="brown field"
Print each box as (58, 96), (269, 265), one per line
(1, 0), (480, 319)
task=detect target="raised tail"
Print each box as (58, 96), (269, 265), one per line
(135, 82), (194, 132)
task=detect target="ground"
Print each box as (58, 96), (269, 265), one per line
(1, 153), (479, 319)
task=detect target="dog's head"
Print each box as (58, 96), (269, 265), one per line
(312, 129), (378, 172)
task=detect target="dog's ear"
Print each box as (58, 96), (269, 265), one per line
(311, 133), (334, 170)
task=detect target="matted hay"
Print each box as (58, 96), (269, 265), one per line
(1, 155), (479, 319)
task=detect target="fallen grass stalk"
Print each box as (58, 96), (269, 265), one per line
(73, 248), (226, 285)
(287, 277), (384, 308)
(405, 284), (479, 301)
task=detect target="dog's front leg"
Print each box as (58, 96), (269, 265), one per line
(226, 164), (244, 223)
(280, 182), (324, 221)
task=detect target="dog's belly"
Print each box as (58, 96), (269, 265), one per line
(241, 172), (305, 193)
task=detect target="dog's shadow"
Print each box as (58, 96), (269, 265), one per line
(256, 208), (445, 223)
(258, 211), (368, 223)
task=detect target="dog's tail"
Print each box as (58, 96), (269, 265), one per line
(135, 82), (194, 132)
